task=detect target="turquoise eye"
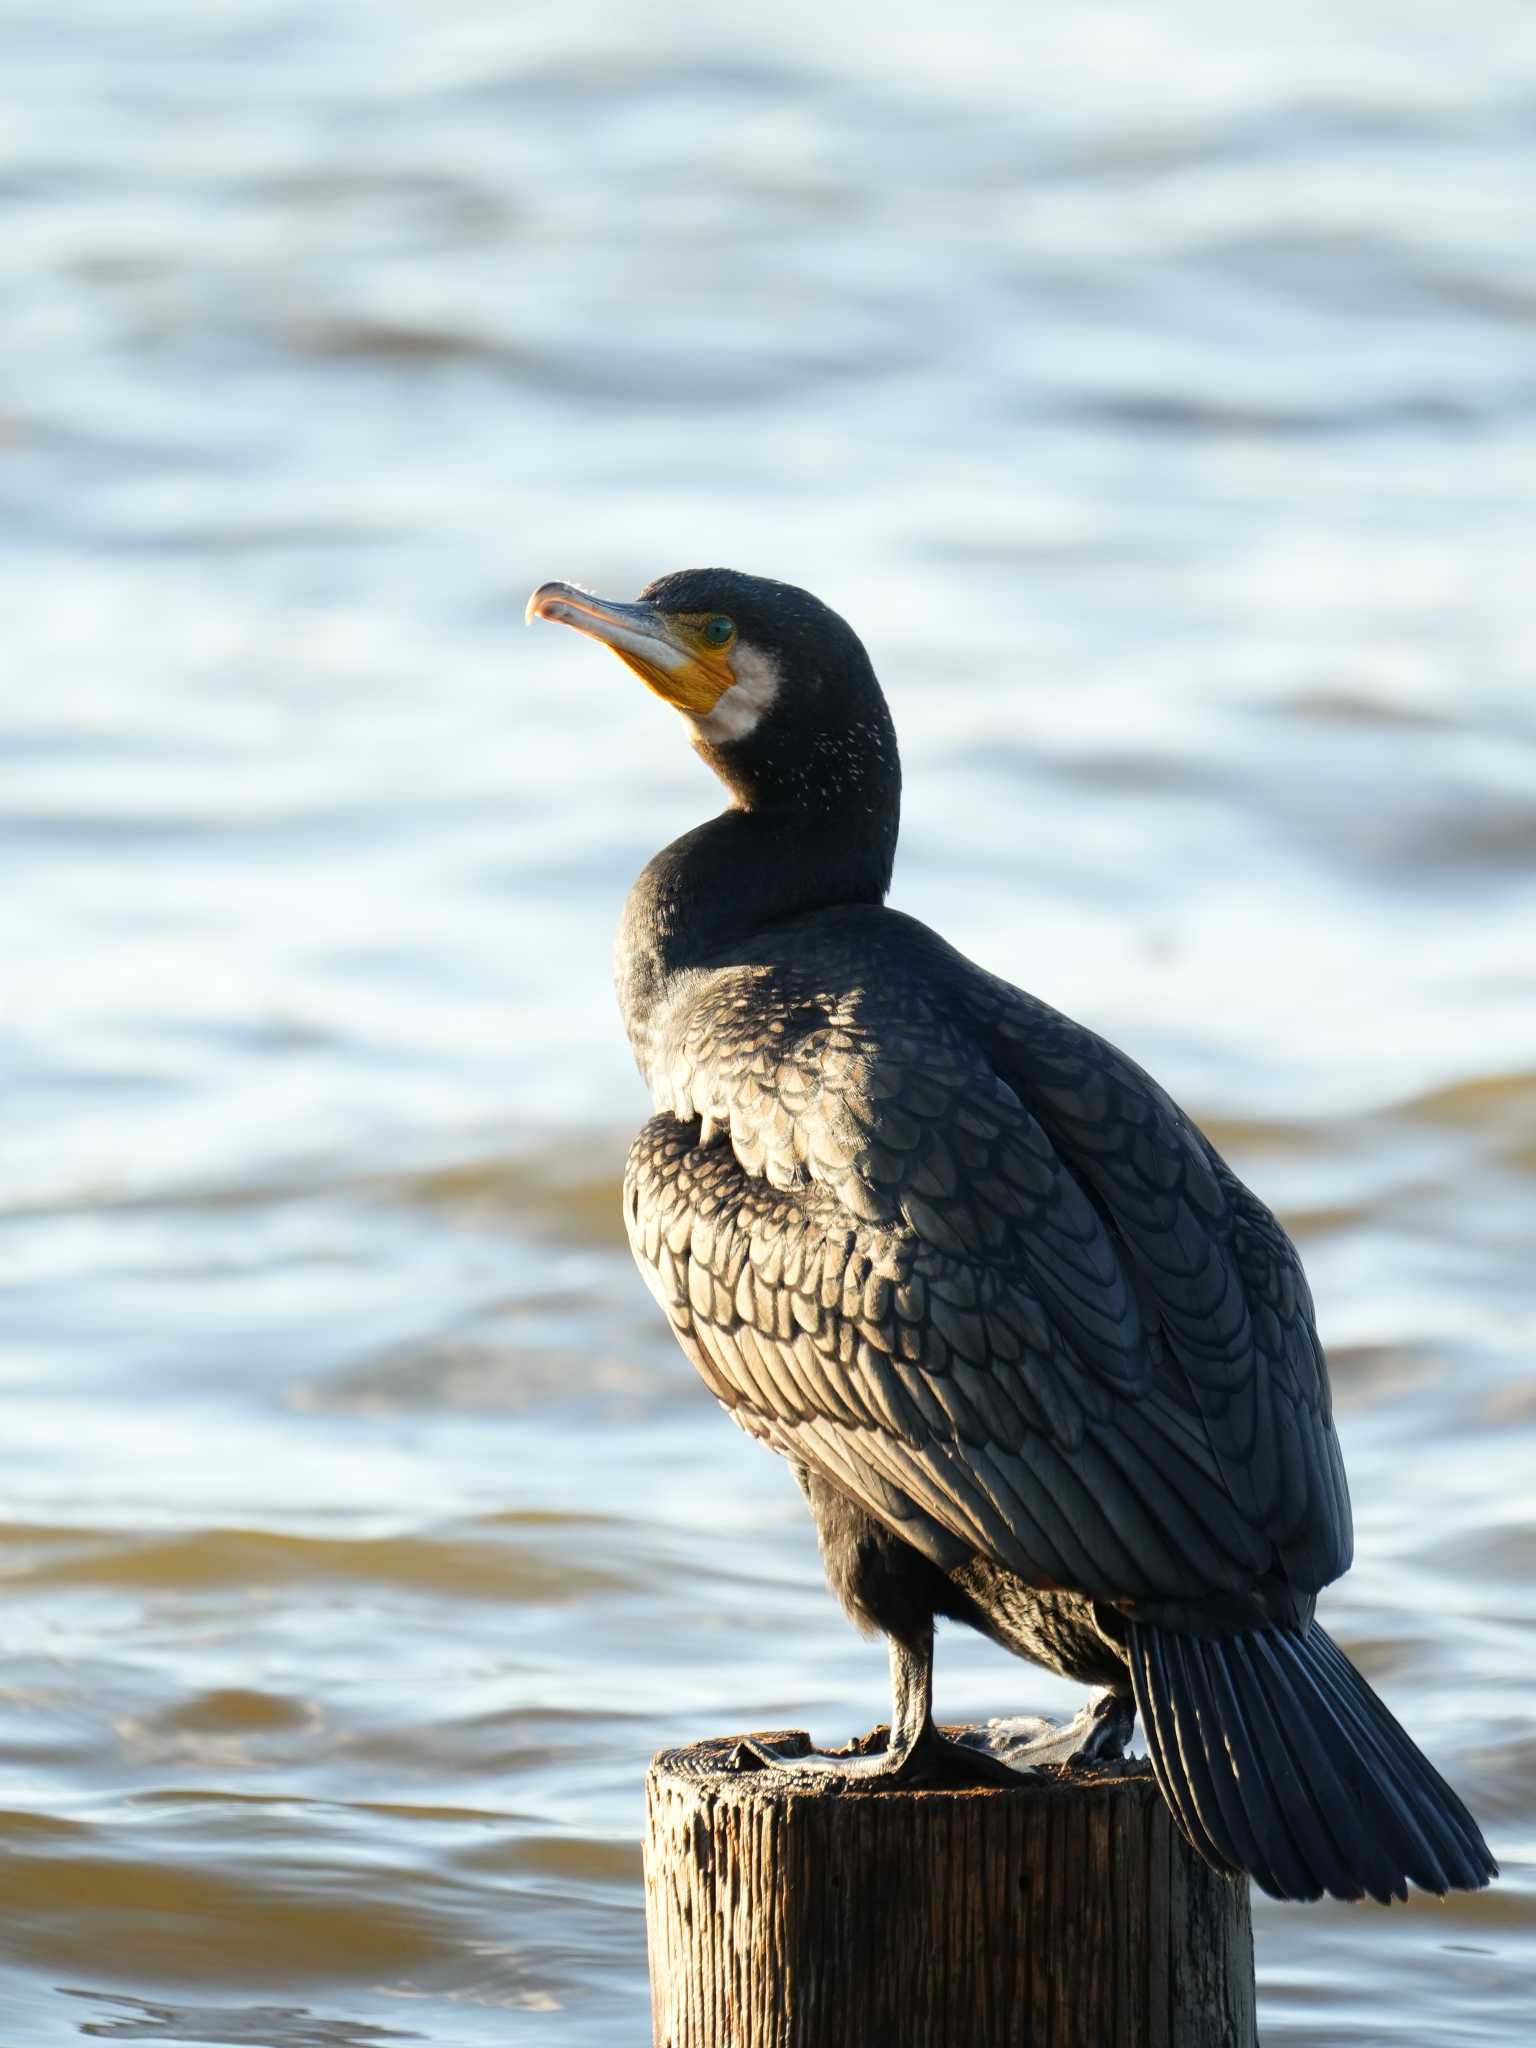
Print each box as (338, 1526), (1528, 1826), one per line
(703, 616), (734, 647)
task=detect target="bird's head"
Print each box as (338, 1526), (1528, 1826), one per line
(526, 567), (899, 822)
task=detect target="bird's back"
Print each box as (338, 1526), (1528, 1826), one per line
(625, 901), (1353, 1628)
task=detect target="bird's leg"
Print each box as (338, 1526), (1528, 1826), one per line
(956, 1688), (1137, 1771)
(731, 1626), (1029, 1789)
(884, 1621), (935, 1769)
(1075, 1687), (1136, 1760)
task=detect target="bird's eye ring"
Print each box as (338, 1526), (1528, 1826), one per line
(702, 616), (735, 647)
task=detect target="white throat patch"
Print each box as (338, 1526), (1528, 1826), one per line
(686, 641), (781, 745)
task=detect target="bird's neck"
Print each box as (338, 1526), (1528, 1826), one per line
(615, 802), (897, 1080)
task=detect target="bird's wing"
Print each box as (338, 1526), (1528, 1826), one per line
(963, 961), (1353, 1592)
(629, 923), (1349, 1608)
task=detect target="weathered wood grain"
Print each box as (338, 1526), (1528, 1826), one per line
(644, 1731), (1256, 2048)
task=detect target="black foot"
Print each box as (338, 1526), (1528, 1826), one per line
(960, 1691), (1136, 1770)
(730, 1723), (1034, 1791)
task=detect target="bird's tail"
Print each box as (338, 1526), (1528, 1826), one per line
(1126, 1618), (1495, 1902)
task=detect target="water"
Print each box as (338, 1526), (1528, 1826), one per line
(4, 2), (1535, 2040)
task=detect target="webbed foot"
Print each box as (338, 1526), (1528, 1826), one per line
(730, 1722), (1033, 1791)
(962, 1689), (1135, 1770)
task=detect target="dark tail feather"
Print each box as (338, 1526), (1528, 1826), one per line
(1127, 1619), (1497, 1902)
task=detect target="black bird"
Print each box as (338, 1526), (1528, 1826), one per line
(527, 567), (1495, 1903)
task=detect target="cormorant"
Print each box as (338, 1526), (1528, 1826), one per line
(527, 568), (1495, 1903)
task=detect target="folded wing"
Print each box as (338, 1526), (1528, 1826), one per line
(627, 911), (1351, 1615)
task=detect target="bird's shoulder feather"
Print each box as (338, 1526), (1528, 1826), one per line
(629, 904), (1351, 1609)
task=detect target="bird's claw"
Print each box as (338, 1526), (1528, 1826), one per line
(729, 1725), (1036, 1790)
(965, 1691), (1135, 1771)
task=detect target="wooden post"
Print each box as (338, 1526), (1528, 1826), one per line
(644, 1730), (1257, 2048)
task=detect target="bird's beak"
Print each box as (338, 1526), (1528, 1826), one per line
(525, 581), (735, 716)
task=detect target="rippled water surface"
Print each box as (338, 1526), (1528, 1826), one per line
(5, 3), (1536, 2041)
